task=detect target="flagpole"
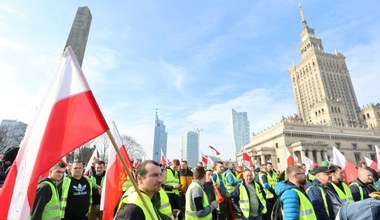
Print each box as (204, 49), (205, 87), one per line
(106, 130), (156, 220)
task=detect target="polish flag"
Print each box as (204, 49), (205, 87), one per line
(0, 47), (109, 220)
(101, 122), (133, 220)
(364, 156), (378, 171)
(333, 147), (358, 184)
(201, 152), (208, 166)
(242, 148), (253, 168)
(209, 145), (221, 155)
(160, 148), (167, 166)
(376, 145), (380, 170)
(285, 147), (295, 168)
(84, 148), (98, 175)
(206, 155), (215, 170)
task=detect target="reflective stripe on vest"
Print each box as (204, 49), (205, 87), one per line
(159, 188), (174, 220)
(307, 186), (329, 217)
(291, 188), (317, 220)
(349, 182), (364, 201)
(60, 176), (93, 218)
(238, 182), (267, 218)
(185, 182), (211, 220)
(38, 180), (61, 220)
(258, 173), (274, 199)
(165, 168), (180, 195)
(331, 182), (354, 203)
(116, 190), (160, 220)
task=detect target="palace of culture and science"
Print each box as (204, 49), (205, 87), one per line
(243, 5), (380, 171)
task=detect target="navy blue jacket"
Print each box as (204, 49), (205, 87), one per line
(307, 179), (342, 220)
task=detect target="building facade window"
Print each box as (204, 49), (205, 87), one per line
(335, 142), (341, 149)
(368, 144), (373, 151)
(352, 143), (357, 150)
(354, 153), (361, 165)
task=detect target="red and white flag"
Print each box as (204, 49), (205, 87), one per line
(201, 152), (208, 165)
(101, 122), (133, 220)
(209, 145), (220, 155)
(376, 145), (380, 170)
(160, 148), (167, 166)
(333, 147), (358, 184)
(364, 156), (378, 171)
(285, 147), (295, 168)
(242, 147), (253, 168)
(0, 47), (109, 220)
(84, 148), (98, 175)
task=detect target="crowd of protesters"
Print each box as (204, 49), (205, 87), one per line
(2, 149), (380, 220)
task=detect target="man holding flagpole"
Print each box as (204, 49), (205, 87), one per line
(115, 160), (162, 219)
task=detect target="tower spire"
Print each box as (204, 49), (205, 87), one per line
(299, 3), (307, 27)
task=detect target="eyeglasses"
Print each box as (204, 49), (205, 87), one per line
(295, 172), (305, 176)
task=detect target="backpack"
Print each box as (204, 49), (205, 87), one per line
(271, 196), (283, 220)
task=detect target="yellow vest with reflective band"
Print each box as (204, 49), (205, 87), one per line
(225, 171), (239, 193)
(122, 178), (133, 191)
(331, 182), (354, 203)
(239, 182), (267, 218)
(291, 188), (317, 220)
(185, 181), (212, 220)
(349, 182), (365, 201)
(32, 180), (61, 220)
(159, 188), (174, 220)
(267, 171), (279, 188)
(116, 190), (160, 220)
(258, 172), (274, 199)
(306, 186), (329, 217)
(90, 175), (105, 187)
(60, 176), (93, 218)
(165, 168), (180, 195)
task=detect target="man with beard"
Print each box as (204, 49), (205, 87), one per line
(274, 165), (317, 220)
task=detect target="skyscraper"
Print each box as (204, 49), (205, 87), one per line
(289, 5), (360, 127)
(182, 131), (199, 167)
(232, 108), (250, 154)
(152, 110), (168, 163)
(242, 4), (380, 170)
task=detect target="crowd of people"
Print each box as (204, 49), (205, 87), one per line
(4, 154), (380, 220)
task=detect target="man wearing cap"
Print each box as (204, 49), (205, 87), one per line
(306, 166), (342, 220)
(349, 167), (378, 201)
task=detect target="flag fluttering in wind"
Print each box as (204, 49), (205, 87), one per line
(209, 145), (221, 155)
(364, 156), (378, 171)
(376, 145), (380, 171)
(160, 148), (167, 166)
(285, 147), (295, 168)
(333, 147), (358, 184)
(101, 122), (133, 220)
(242, 147), (253, 168)
(84, 148), (99, 175)
(201, 152), (208, 166)
(0, 47), (109, 220)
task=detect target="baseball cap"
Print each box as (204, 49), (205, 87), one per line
(314, 166), (334, 174)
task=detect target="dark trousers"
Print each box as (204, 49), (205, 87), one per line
(262, 197), (275, 220)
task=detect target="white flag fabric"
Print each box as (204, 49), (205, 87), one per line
(376, 145), (380, 170)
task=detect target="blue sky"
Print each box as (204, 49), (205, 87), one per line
(1, 1), (380, 161)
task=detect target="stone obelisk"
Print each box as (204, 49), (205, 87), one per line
(64, 7), (92, 67)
